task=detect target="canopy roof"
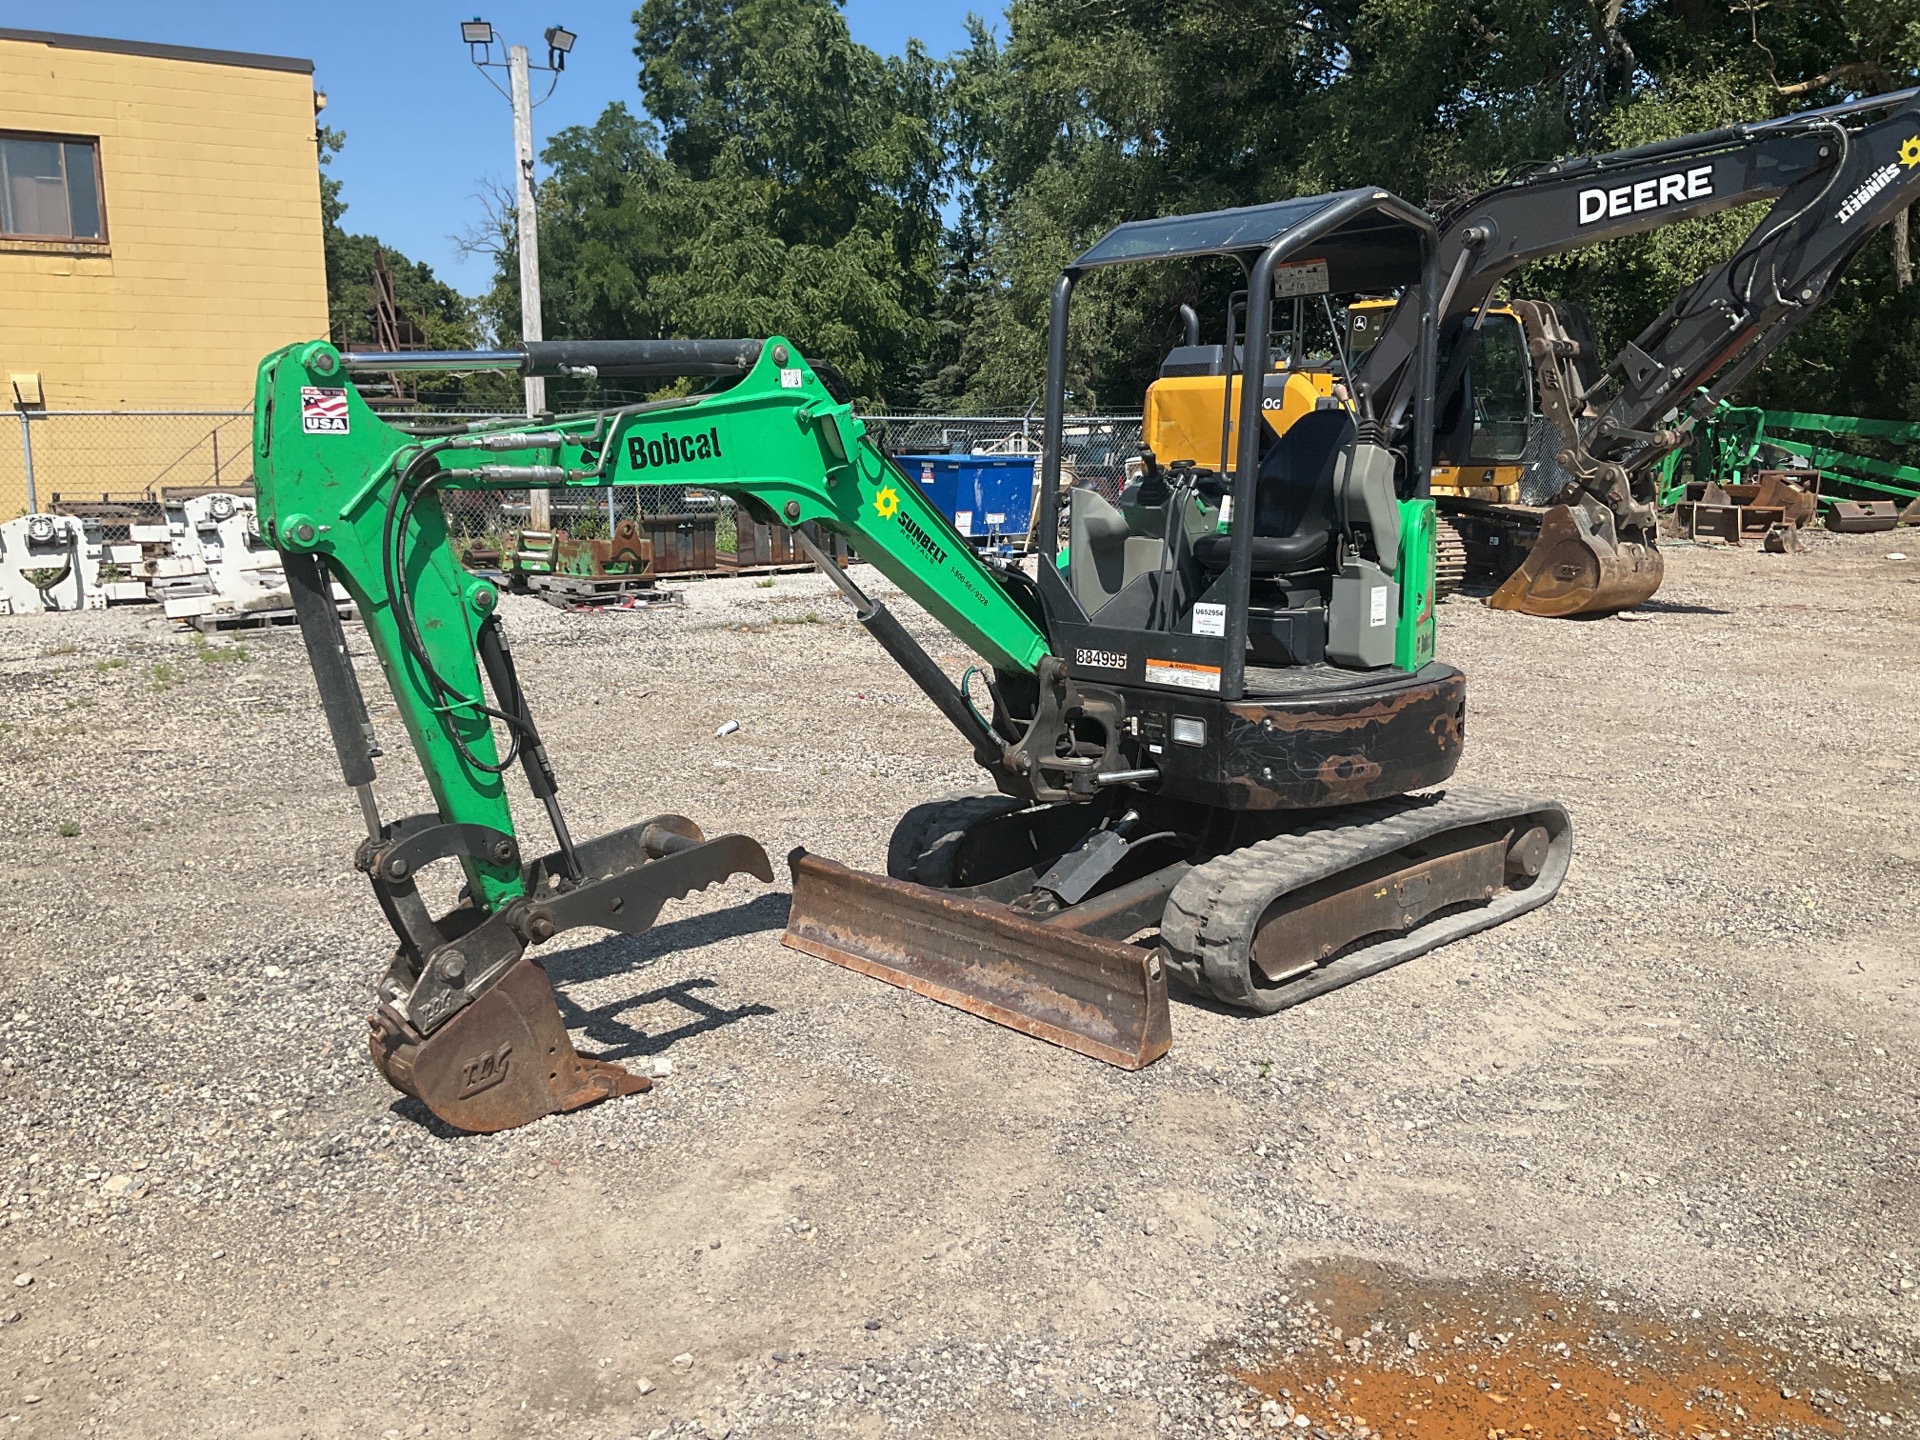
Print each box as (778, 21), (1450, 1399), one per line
(1071, 188), (1433, 292)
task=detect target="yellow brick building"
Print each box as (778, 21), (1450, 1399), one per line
(0, 27), (328, 412)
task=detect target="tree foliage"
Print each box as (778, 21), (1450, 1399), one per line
(488, 0), (1920, 419)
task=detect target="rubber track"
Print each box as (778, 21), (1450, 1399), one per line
(886, 790), (1024, 884)
(1159, 787), (1572, 1013)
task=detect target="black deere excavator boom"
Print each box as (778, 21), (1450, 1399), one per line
(1358, 87), (1920, 614)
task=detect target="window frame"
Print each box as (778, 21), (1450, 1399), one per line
(0, 130), (109, 245)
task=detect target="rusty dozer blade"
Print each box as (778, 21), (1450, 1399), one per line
(782, 849), (1171, 1070)
(1489, 499), (1663, 617)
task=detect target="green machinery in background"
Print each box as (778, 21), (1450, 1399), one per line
(1660, 401), (1920, 512)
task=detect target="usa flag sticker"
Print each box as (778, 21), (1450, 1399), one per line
(301, 386), (349, 435)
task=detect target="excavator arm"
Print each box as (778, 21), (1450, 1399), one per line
(251, 336), (1059, 1129)
(1358, 88), (1920, 611)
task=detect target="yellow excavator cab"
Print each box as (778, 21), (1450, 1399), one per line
(1143, 369), (1336, 471)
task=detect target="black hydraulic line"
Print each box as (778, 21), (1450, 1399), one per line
(339, 339), (767, 378)
(475, 616), (584, 884)
(520, 338), (764, 378)
(1542, 85), (1919, 176)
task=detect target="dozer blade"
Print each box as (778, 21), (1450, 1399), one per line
(370, 956), (650, 1133)
(1488, 502), (1663, 617)
(782, 850), (1171, 1070)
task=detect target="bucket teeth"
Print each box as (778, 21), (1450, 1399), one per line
(370, 956), (649, 1133)
(782, 849), (1171, 1070)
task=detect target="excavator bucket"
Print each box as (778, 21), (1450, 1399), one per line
(782, 851), (1172, 1070)
(369, 957), (652, 1134)
(364, 824), (776, 1133)
(1488, 501), (1663, 617)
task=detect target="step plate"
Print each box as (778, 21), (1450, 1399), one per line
(783, 850), (1171, 1070)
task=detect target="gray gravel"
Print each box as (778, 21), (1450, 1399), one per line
(0, 532), (1914, 1437)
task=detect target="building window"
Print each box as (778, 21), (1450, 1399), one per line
(0, 134), (105, 241)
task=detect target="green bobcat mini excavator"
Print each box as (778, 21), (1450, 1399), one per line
(254, 87), (1920, 1132)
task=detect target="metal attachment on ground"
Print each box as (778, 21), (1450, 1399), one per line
(1825, 500), (1901, 533)
(1487, 498), (1661, 616)
(782, 849), (1172, 1070)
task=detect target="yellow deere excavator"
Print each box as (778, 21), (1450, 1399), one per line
(1142, 90), (1920, 616)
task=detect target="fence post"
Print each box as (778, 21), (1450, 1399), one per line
(17, 412), (36, 515)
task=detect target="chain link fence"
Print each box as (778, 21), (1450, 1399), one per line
(3, 409), (1146, 566)
(3, 411), (255, 518)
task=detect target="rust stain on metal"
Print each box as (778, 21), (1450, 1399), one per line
(1228, 679), (1440, 737)
(1225, 1259), (1913, 1439)
(369, 956), (649, 1133)
(782, 849), (1171, 1070)
(1309, 752), (1386, 806)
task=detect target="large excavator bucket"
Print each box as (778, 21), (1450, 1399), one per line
(783, 851), (1172, 1069)
(1488, 500), (1663, 617)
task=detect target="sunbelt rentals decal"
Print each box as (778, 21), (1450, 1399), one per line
(1836, 136), (1920, 225)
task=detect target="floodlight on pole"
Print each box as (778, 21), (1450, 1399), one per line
(544, 25), (576, 70)
(460, 18), (494, 61)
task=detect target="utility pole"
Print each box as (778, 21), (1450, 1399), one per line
(508, 45), (546, 427)
(463, 19), (577, 532)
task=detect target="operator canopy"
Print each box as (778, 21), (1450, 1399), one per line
(1071, 188), (1433, 292)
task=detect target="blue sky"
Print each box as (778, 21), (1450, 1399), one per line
(8, 1), (995, 294)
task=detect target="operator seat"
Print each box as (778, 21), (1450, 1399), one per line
(1193, 408), (1354, 574)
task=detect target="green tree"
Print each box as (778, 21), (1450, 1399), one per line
(484, 0), (949, 407)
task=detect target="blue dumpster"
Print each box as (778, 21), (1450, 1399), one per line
(895, 454), (1036, 547)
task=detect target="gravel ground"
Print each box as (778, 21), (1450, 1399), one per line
(0, 530), (1914, 1439)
